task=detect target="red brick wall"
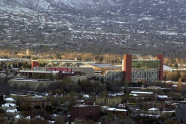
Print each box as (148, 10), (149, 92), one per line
(113, 111), (127, 116)
(157, 54), (163, 80)
(31, 61), (39, 70)
(20, 100), (51, 109)
(124, 54), (132, 82)
(71, 105), (101, 121)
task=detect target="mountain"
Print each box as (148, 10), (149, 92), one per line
(6, 0), (121, 11)
(0, 0), (186, 57)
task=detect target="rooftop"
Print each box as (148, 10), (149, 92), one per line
(6, 109), (17, 113)
(148, 108), (159, 111)
(107, 108), (127, 112)
(10, 78), (54, 82)
(158, 95), (168, 99)
(35, 59), (81, 63)
(4, 98), (16, 102)
(132, 59), (160, 61)
(73, 104), (100, 107)
(131, 91), (153, 94)
(2, 103), (16, 107)
(19, 70), (59, 73)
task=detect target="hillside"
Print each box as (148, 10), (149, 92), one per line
(0, 0), (186, 57)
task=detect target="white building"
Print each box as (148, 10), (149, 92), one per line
(8, 78), (57, 90)
(6, 109), (18, 116)
(4, 98), (16, 103)
(1, 103), (16, 111)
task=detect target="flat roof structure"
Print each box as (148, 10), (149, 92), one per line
(107, 108), (127, 112)
(131, 91), (153, 94)
(10, 78), (54, 82)
(0, 59), (11, 62)
(6, 109), (17, 113)
(33, 59), (96, 65)
(19, 70), (59, 74)
(73, 104), (100, 107)
(148, 108), (159, 111)
(32, 67), (94, 78)
(2, 103), (16, 107)
(34, 59), (80, 63)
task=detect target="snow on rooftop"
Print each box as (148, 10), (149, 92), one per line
(107, 108), (116, 111)
(52, 114), (58, 117)
(48, 121), (55, 124)
(75, 104), (88, 107)
(162, 110), (176, 113)
(101, 106), (109, 109)
(158, 95), (168, 98)
(33, 95), (43, 98)
(108, 92), (124, 97)
(115, 109), (127, 112)
(172, 85), (177, 87)
(131, 91), (153, 94)
(83, 94), (90, 98)
(148, 108), (159, 111)
(129, 93), (138, 96)
(2, 103), (16, 107)
(107, 108), (127, 112)
(4, 98), (15, 102)
(171, 103), (178, 105)
(78, 100), (84, 103)
(26, 116), (31, 120)
(140, 113), (160, 117)
(6, 109), (17, 113)
(10, 94), (27, 97)
(15, 115), (21, 119)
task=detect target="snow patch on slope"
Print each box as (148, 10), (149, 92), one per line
(15, 0), (52, 10)
(11, 0), (121, 11)
(53, 0), (120, 10)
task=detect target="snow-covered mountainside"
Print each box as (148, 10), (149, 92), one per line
(50, 0), (120, 10)
(0, 0), (186, 56)
(1, 0), (121, 11)
(1, 0), (186, 14)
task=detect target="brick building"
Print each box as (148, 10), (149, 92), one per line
(130, 91), (154, 97)
(107, 108), (128, 116)
(71, 104), (101, 121)
(96, 97), (121, 106)
(20, 100), (51, 109)
(31, 61), (39, 69)
(144, 101), (166, 110)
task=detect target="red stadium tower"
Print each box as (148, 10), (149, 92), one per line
(157, 54), (164, 80)
(123, 54), (132, 82)
(123, 54), (163, 83)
